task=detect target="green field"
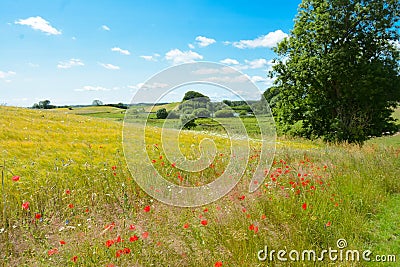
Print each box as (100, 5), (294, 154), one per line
(1, 106), (399, 266)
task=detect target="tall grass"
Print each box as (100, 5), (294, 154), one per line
(0, 106), (399, 266)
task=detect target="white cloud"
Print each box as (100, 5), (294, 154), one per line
(0, 70), (16, 82)
(232, 30), (288, 49)
(28, 62), (39, 68)
(188, 43), (195, 49)
(220, 58), (239, 65)
(195, 36), (216, 47)
(57, 59), (84, 69)
(101, 25), (110, 31)
(244, 58), (269, 69)
(75, 85), (110, 92)
(15, 16), (61, 35)
(140, 53), (160, 62)
(111, 47), (130, 55)
(165, 49), (203, 64)
(192, 66), (236, 75)
(98, 63), (120, 70)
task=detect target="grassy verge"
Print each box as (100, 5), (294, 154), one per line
(0, 106), (399, 266)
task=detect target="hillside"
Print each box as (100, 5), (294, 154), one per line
(0, 106), (399, 266)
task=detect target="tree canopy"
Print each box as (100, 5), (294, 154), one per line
(270, 0), (400, 144)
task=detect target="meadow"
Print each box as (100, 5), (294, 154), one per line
(0, 105), (399, 266)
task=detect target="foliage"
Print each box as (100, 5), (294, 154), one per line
(193, 108), (211, 118)
(92, 99), (104, 106)
(271, 0), (400, 144)
(214, 109), (235, 118)
(156, 108), (168, 119)
(182, 91), (210, 102)
(180, 113), (197, 129)
(32, 100), (56, 109)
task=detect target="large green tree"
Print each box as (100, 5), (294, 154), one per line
(271, 0), (400, 143)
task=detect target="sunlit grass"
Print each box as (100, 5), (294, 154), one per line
(0, 106), (399, 266)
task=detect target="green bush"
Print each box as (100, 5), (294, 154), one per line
(215, 109), (234, 118)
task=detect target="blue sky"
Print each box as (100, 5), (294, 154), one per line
(0, 0), (301, 106)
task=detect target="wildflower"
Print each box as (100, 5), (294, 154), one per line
(302, 203), (307, 210)
(201, 220), (208, 226)
(115, 235), (123, 243)
(143, 205), (151, 212)
(129, 224), (136, 230)
(68, 203), (74, 209)
(261, 214), (267, 220)
(12, 176), (20, 182)
(35, 213), (41, 220)
(171, 163), (176, 168)
(203, 208), (208, 212)
(105, 239), (114, 248)
(142, 232), (149, 239)
(249, 224), (255, 231)
(59, 240), (66, 245)
(48, 248), (58, 256)
(183, 223), (189, 229)
(123, 248), (131, 254)
(71, 255), (78, 263)
(116, 250), (122, 258)
(129, 235), (139, 242)
(152, 159), (156, 163)
(215, 261), (223, 267)
(112, 166), (117, 170)
(22, 202), (29, 210)
(238, 195), (245, 200)
(326, 221), (331, 227)
(65, 189), (71, 195)
(84, 208), (89, 213)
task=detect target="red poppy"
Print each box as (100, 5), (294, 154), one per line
(105, 239), (114, 248)
(59, 240), (66, 245)
(203, 208), (208, 212)
(12, 176), (20, 182)
(302, 203), (307, 210)
(65, 189), (71, 195)
(142, 232), (149, 239)
(48, 248), (58, 256)
(326, 221), (331, 227)
(68, 203), (74, 209)
(112, 166), (117, 170)
(215, 261), (223, 267)
(129, 235), (139, 242)
(129, 224), (136, 230)
(152, 159), (156, 163)
(171, 163), (176, 168)
(144, 205), (151, 212)
(116, 250), (122, 258)
(22, 201), (29, 210)
(201, 220), (208, 226)
(261, 214), (267, 220)
(183, 223), (189, 229)
(35, 213), (41, 220)
(249, 224), (255, 231)
(115, 235), (122, 243)
(238, 195), (245, 200)
(71, 256), (78, 263)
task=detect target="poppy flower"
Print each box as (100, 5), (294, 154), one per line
(215, 261), (223, 267)
(129, 224), (136, 230)
(65, 189), (71, 195)
(59, 240), (66, 245)
(144, 205), (151, 212)
(123, 248), (131, 254)
(105, 240), (114, 248)
(129, 235), (139, 242)
(48, 248), (58, 256)
(68, 203), (74, 209)
(35, 213), (41, 220)
(326, 221), (331, 227)
(183, 223), (189, 229)
(71, 256), (78, 263)
(142, 232), (149, 239)
(201, 220), (208, 226)
(12, 176), (20, 182)
(302, 203), (307, 210)
(22, 202), (29, 210)
(112, 166), (117, 170)
(238, 195), (245, 200)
